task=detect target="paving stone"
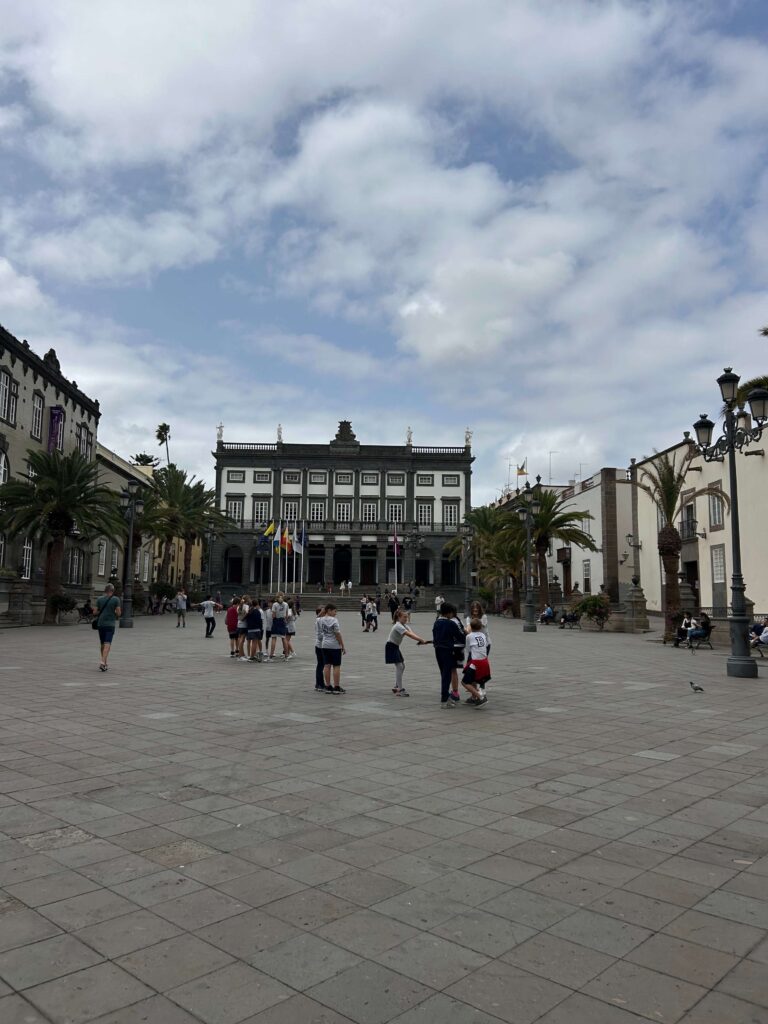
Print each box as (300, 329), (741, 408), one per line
(316, 909), (421, 957)
(263, 889), (358, 930)
(371, 888), (470, 930)
(676, 991), (768, 1022)
(431, 908), (536, 956)
(536, 991), (656, 1023)
(252, 932), (360, 990)
(112, 868), (205, 906)
(6, 868), (100, 907)
(0, 907), (62, 952)
(664, 909), (766, 956)
(0, 994), (53, 1024)
(37, 888), (138, 930)
(376, 931), (488, 988)
(626, 932), (739, 988)
(320, 867), (410, 906)
(197, 908), (301, 960)
(420, 870), (511, 908)
(523, 870), (612, 906)
(464, 854), (546, 885)
(75, 908), (182, 957)
(25, 962), (154, 1023)
(445, 961), (570, 1024)
(241, 992), (360, 1023)
(388, 992), (516, 1024)
(582, 960), (708, 1022)
(0, 933), (104, 989)
(587, 888), (686, 930)
(715, 958), (768, 1007)
(88, 994), (204, 1023)
(168, 962), (292, 1024)
(307, 961), (432, 1024)
(479, 888), (576, 930)
(503, 932), (616, 988)
(548, 908), (652, 956)
(693, 890), (768, 930)
(117, 933), (234, 990)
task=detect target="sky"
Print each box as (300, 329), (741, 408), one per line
(1, 0), (767, 504)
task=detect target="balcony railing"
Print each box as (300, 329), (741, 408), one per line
(680, 520), (698, 542)
(220, 519), (461, 535)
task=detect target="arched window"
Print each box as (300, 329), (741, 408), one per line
(0, 450), (8, 485)
(21, 538), (33, 580)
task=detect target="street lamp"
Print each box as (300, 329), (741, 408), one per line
(689, 368), (768, 678)
(119, 479), (145, 629)
(518, 480), (541, 633)
(459, 522), (474, 614)
(403, 530), (421, 591)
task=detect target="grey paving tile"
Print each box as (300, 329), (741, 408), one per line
(75, 908), (182, 957)
(536, 991), (655, 1023)
(262, 889), (358, 930)
(89, 994), (203, 1023)
(5, 868), (100, 907)
(216, 866), (308, 906)
(241, 992), (358, 1022)
(168, 962), (292, 1024)
(372, 888), (470, 930)
(548, 908), (652, 956)
(431, 908), (536, 956)
(716, 958), (768, 1008)
(587, 888), (686, 930)
(0, 994), (53, 1024)
(388, 992), (514, 1023)
(0, 933), (104, 989)
(445, 961), (570, 1024)
(117, 933), (234, 990)
(693, 890), (768, 930)
(0, 907), (62, 952)
(503, 932), (616, 988)
(197, 908), (301, 960)
(583, 960), (708, 1022)
(252, 932), (360, 990)
(464, 855), (546, 885)
(320, 867), (410, 906)
(677, 991), (768, 1022)
(626, 932), (739, 988)
(316, 909), (421, 957)
(37, 888), (138, 930)
(664, 909), (766, 956)
(112, 868), (205, 907)
(308, 962), (432, 1024)
(375, 932), (488, 989)
(25, 962), (154, 1023)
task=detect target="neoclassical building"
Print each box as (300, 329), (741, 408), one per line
(210, 421), (473, 593)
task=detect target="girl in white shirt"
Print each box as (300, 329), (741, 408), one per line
(465, 600), (490, 654)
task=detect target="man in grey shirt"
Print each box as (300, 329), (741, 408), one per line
(175, 589), (187, 628)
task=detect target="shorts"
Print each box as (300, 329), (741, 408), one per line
(98, 627), (115, 644)
(462, 658), (492, 686)
(228, 630), (239, 640)
(271, 619), (287, 636)
(246, 629), (263, 640)
(384, 642), (403, 665)
(322, 648), (342, 667)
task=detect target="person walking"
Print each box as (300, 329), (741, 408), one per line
(385, 609), (428, 697)
(200, 595), (217, 638)
(245, 601), (264, 661)
(432, 602), (465, 708)
(319, 603), (347, 693)
(434, 593), (444, 616)
(236, 595), (250, 659)
(388, 591), (400, 622)
(225, 597), (240, 658)
(175, 589), (188, 628)
(285, 600), (297, 658)
(360, 595), (368, 631)
(268, 592), (290, 661)
(94, 583), (121, 672)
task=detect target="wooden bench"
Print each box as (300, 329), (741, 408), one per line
(558, 612), (581, 630)
(691, 626), (715, 651)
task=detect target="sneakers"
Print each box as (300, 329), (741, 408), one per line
(448, 692), (461, 703)
(393, 689), (410, 697)
(332, 686), (346, 694)
(475, 695), (488, 707)
(465, 696), (478, 704)
(315, 685), (326, 691)
(238, 656), (249, 662)
(440, 700), (454, 708)
(324, 686), (335, 693)
(229, 652), (237, 658)
(286, 652), (296, 660)
(477, 687), (486, 698)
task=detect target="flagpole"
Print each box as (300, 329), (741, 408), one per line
(276, 521), (281, 594)
(393, 523), (398, 588)
(292, 521), (297, 595)
(300, 519), (305, 595)
(269, 524), (274, 594)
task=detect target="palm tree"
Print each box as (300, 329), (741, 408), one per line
(155, 423), (172, 466)
(143, 465), (190, 583)
(530, 490), (598, 609)
(0, 450), (124, 623)
(179, 479), (229, 593)
(132, 452), (160, 467)
(482, 527), (526, 617)
(638, 447), (729, 640)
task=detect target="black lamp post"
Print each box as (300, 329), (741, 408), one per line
(459, 522), (474, 614)
(690, 368), (768, 679)
(120, 480), (145, 629)
(518, 481), (541, 633)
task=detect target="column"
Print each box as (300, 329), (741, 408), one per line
(323, 540), (334, 586)
(351, 542), (361, 585)
(377, 541), (387, 587)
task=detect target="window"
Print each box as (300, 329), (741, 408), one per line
(309, 501), (326, 522)
(442, 474), (460, 486)
(0, 371), (8, 421)
(416, 474), (434, 486)
(387, 473), (405, 486)
(8, 381), (17, 425)
(135, 549), (141, 576)
(309, 471), (327, 484)
(335, 472), (353, 485)
(387, 502), (404, 524)
(443, 503), (459, 527)
(68, 548), (82, 585)
(252, 499), (270, 523)
(110, 544), (119, 574)
(48, 407), (65, 451)
(226, 498), (244, 523)
(282, 499), (299, 521)
(709, 492), (724, 528)
(21, 537), (32, 580)
(143, 551), (150, 582)
(75, 423), (93, 459)
(583, 559), (591, 594)
(361, 472), (379, 485)
(227, 470), (245, 483)
(253, 471), (271, 484)
(361, 501), (378, 523)
(711, 545), (726, 584)
(32, 394), (44, 440)
(283, 471), (301, 484)
(417, 503), (433, 527)
(335, 501), (352, 523)
(97, 540), (106, 576)
(0, 532), (4, 568)
(0, 450), (8, 485)
(547, 566), (554, 584)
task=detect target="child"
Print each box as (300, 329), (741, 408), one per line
(465, 600), (490, 654)
(385, 609), (428, 696)
(314, 605), (326, 691)
(245, 601), (264, 662)
(449, 607), (466, 702)
(225, 597), (240, 658)
(432, 602), (466, 708)
(285, 601), (296, 659)
(319, 603), (347, 693)
(236, 595), (251, 660)
(262, 601), (273, 661)
(462, 618), (490, 707)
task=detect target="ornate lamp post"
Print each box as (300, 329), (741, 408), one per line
(119, 480), (145, 629)
(690, 368), (768, 679)
(459, 522), (475, 614)
(403, 529), (421, 591)
(517, 481), (541, 633)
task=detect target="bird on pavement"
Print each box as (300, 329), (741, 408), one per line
(690, 681), (704, 693)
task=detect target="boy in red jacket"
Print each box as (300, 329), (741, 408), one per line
(224, 598), (240, 658)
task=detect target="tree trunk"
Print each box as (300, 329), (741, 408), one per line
(43, 535), (66, 624)
(536, 544), (549, 610)
(511, 575), (521, 618)
(661, 552), (681, 642)
(182, 537), (193, 594)
(159, 537), (173, 582)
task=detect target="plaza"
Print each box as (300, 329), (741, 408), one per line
(0, 613), (765, 1023)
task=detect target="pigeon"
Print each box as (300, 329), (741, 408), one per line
(689, 681), (704, 693)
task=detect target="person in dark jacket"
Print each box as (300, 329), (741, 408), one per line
(432, 602), (465, 708)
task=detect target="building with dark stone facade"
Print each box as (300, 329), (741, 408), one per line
(210, 421), (473, 597)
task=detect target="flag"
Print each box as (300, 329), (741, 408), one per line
(273, 521), (281, 550)
(262, 521), (276, 538)
(281, 526), (293, 554)
(293, 523), (307, 554)
(517, 459), (528, 477)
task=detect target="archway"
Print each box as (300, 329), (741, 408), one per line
(223, 545), (243, 585)
(414, 547), (435, 587)
(333, 546), (352, 585)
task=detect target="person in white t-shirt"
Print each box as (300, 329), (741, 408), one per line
(385, 609), (429, 696)
(464, 601), (490, 654)
(462, 618), (491, 707)
(199, 595), (217, 638)
(319, 603), (347, 693)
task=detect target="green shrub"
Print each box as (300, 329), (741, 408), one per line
(50, 594), (78, 615)
(573, 593), (612, 630)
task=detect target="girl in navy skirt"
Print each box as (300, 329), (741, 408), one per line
(385, 609), (429, 697)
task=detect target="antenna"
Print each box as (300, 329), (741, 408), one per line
(548, 450), (559, 485)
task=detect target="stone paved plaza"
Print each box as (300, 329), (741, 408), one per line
(0, 611), (766, 1024)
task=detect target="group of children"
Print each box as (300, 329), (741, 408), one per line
(224, 592), (298, 662)
(309, 598), (491, 707)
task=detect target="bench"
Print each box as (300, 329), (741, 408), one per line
(558, 612), (581, 630)
(753, 642), (766, 659)
(692, 626), (715, 651)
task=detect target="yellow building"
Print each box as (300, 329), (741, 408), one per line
(153, 535), (203, 591)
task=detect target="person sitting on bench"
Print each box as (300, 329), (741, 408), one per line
(685, 611), (711, 647)
(674, 612), (696, 647)
(559, 609), (580, 628)
(539, 604), (554, 625)
(750, 617), (768, 649)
